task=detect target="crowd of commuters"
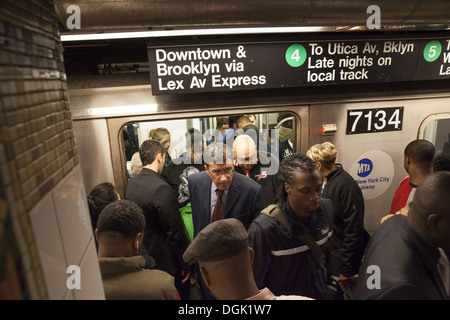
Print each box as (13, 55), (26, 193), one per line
(88, 115), (450, 300)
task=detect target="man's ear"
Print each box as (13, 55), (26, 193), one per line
(249, 247), (254, 265)
(405, 155), (411, 166)
(95, 228), (99, 243)
(133, 232), (143, 250)
(199, 265), (212, 287)
(427, 213), (443, 232)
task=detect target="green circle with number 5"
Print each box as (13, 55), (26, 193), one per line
(285, 44), (307, 67)
(423, 41), (442, 62)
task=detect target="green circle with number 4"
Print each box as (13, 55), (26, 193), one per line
(423, 41), (442, 62)
(285, 44), (307, 67)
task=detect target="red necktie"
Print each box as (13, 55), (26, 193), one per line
(211, 189), (224, 222)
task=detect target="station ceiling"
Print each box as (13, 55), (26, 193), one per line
(55, 0), (450, 35)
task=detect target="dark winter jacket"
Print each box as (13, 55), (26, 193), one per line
(248, 198), (334, 299)
(234, 157), (279, 208)
(355, 215), (449, 300)
(126, 168), (190, 277)
(323, 165), (369, 277)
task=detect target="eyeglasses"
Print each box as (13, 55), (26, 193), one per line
(208, 166), (234, 177)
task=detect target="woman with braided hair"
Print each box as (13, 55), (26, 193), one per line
(248, 153), (336, 300)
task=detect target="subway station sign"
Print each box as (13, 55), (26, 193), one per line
(147, 37), (450, 95)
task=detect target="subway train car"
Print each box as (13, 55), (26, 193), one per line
(1, 0), (450, 301)
(65, 32), (450, 235)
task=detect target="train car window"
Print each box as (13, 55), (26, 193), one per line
(121, 112), (297, 177)
(420, 113), (450, 154)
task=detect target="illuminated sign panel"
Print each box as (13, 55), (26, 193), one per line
(147, 37), (450, 95)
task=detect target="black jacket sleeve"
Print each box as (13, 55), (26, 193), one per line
(154, 183), (191, 272)
(247, 218), (271, 288)
(339, 186), (366, 277)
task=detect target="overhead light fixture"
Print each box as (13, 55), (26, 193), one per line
(87, 104), (158, 116)
(60, 26), (333, 41)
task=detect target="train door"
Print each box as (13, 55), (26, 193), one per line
(106, 108), (308, 199)
(419, 113), (450, 155)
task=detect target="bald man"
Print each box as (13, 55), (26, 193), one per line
(355, 171), (450, 299)
(233, 135), (278, 207)
(389, 139), (435, 215)
(236, 116), (251, 130)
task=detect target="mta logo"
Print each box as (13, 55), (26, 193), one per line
(357, 158), (373, 177)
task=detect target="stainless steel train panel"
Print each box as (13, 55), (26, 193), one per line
(309, 96), (450, 233)
(68, 79), (450, 233)
(71, 119), (115, 195)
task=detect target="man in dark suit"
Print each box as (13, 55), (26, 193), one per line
(126, 139), (190, 299)
(187, 142), (264, 299)
(188, 142), (265, 237)
(354, 171), (450, 300)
